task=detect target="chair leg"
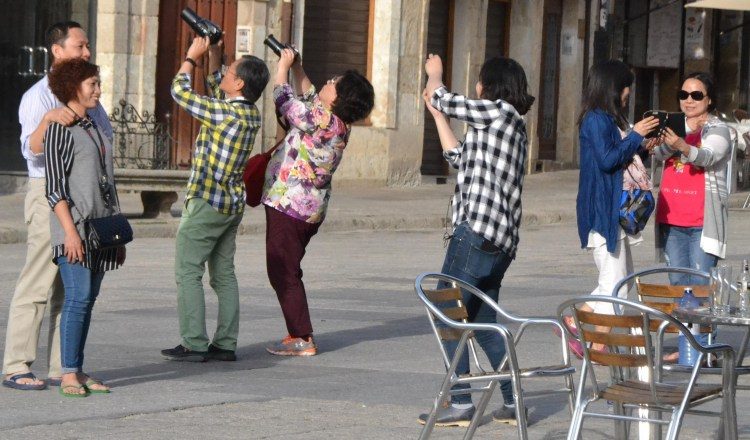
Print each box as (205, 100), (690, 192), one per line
(650, 410), (662, 440)
(418, 407), (437, 440)
(565, 372), (576, 415)
(511, 373), (529, 440)
(664, 406), (686, 440)
(419, 369), (458, 440)
(566, 399), (587, 440)
(463, 381), (496, 440)
(418, 397), (442, 440)
(613, 402), (626, 440)
(723, 389), (738, 440)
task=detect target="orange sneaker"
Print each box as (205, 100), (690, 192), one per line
(266, 335), (317, 356)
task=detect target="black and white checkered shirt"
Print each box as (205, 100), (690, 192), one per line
(431, 86), (528, 257)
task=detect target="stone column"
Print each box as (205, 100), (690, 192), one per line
(94, 0), (159, 116)
(508, 1), (545, 175)
(556, 0), (587, 168)
(238, 0), (275, 151)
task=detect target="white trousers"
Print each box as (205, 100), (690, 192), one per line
(588, 233), (634, 314)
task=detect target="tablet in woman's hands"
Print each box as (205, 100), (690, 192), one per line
(642, 110), (686, 138)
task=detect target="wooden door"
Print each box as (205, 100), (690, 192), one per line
(421, 0), (453, 177)
(537, 0), (562, 161)
(155, 0), (238, 169)
(0, 0), (71, 171)
(301, 0), (371, 90)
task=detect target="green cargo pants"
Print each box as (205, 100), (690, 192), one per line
(175, 198), (243, 351)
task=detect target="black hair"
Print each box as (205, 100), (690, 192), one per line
(684, 71), (717, 112)
(479, 57), (535, 115)
(332, 70), (375, 124)
(45, 21), (83, 51)
(235, 55), (270, 103)
(578, 59), (634, 130)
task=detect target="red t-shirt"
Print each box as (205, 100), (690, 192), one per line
(656, 131), (704, 226)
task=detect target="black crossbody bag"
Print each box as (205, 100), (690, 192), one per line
(80, 123), (133, 250)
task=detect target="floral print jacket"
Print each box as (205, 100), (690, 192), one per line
(262, 83), (350, 223)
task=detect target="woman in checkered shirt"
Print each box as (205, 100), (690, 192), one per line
(419, 54), (535, 427)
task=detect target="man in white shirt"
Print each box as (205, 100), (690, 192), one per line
(2, 21), (113, 390)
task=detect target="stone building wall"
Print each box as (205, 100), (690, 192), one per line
(95, 0), (159, 117)
(556, 0), (587, 168)
(88, 0), (586, 184)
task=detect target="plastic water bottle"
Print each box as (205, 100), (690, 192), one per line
(739, 260), (750, 316)
(678, 288), (707, 366)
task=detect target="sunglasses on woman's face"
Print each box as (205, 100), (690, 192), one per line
(678, 90), (706, 101)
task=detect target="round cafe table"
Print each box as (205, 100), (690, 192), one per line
(673, 306), (750, 374)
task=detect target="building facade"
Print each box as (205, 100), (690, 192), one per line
(1, 0), (747, 188)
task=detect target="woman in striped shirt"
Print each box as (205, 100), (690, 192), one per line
(45, 58), (124, 397)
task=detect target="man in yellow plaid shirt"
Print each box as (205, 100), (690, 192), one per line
(162, 36), (269, 363)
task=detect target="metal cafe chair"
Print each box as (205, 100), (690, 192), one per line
(614, 266), (750, 380)
(558, 296), (737, 440)
(414, 272), (576, 440)
(635, 276), (714, 364)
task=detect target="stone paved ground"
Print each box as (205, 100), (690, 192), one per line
(0, 222), (749, 438)
(0, 169), (748, 439)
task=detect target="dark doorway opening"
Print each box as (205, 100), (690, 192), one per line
(0, 0), (71, 172)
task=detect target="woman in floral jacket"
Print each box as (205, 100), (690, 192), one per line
(262, 48), (374, 356)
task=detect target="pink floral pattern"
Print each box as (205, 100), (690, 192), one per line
(262, 83), (350, 223)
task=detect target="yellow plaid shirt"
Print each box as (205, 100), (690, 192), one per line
(171, 71), (262, 215)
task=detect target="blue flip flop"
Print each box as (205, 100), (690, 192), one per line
(2, 372), (47, 391)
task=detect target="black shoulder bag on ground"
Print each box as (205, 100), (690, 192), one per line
(81, 123), (133, 250)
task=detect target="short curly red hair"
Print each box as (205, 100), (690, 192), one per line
(48, 58), (99, 104)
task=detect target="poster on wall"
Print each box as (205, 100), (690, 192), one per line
(646, 0), (682, 68)
(684, 9), (706, 60)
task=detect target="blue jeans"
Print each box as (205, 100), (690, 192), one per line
(57, 256), (105, 374)
(660, 225), (719, 285)
(438, 223), (514, 405)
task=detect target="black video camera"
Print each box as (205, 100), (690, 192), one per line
(642, 110), (686, 139)
(263, 34), (299, 61)
(181, 8), (223, 44)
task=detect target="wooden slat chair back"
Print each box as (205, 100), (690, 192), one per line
(559, 296), (737, 440)
(574, 308), (649, 368)
(422, 286), (469, 341)
(636, 279), (711, 334)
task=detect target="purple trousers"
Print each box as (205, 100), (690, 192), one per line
(265, 206), (321, 338)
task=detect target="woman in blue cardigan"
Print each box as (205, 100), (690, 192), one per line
(566, 60), (659, 355)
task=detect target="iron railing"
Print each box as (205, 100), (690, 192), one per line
(109, 99), (175, 170)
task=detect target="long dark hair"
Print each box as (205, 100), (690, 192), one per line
(577, 60), (634, 130)
(479, 57), (535, 115)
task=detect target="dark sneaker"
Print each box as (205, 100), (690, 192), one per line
(266, 335), (317, 356)
(492, 404), (528, 426)
(418, 405), (475, 427)
(161, 344), (207, 362)
(206, 344), (236, 361)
